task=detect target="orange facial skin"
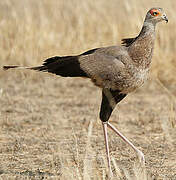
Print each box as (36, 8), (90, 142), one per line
(150, 9), (161, 16)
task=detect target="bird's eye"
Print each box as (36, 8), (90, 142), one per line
(150, 9), (160, 16)
(153, 11), (158, 16)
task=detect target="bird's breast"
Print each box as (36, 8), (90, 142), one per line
(115, 68), (149, 94)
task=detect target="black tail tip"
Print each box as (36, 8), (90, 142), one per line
(3, 66), (9, 70)
(3, 65), (19, 70)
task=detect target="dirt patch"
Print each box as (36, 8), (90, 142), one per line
(0, 71), (176, 179)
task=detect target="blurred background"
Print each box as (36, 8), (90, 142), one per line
(0, 0), (176, 90)
(0, 0), (176, 179)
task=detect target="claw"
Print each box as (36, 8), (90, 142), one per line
(108, 170), (113, 179)
(137, 150), (145, 164)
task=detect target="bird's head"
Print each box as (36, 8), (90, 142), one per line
(145, 8), (168, 24)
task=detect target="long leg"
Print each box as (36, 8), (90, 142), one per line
(102, 122), (113, 177)
(100, 89), (126, 175)
(107, 122), (145, 163)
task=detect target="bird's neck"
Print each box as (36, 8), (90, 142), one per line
(140, 21), (156, 36)
(128, 22), (156, 68)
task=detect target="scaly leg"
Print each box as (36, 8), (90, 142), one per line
(107, 122), (145, 163)
(102, 122), (113, 177)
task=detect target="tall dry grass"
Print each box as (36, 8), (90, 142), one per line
(0, 0), (176, 88)
(0, 0), (176, 179)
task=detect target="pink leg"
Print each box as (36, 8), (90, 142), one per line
(102, 122), (113, 177)
(107, 122), (145, 163)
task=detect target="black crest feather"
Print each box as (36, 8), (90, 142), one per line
(121, 37), (137, 47)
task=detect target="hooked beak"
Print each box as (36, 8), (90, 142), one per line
(162, 14), (168, 23)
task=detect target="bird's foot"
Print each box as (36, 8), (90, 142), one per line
(137, 150), (145, 165)
(107, 169), (113, 179)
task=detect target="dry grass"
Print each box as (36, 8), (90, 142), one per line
(0, 0), (176, 179)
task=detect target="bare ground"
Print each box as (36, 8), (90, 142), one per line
(0, 71), (176, 179)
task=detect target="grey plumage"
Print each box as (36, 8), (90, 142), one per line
(3, 7), (168, 176)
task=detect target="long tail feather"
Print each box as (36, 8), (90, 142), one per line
(3, 55), (88, 78)
(3, 65), (48, 71)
